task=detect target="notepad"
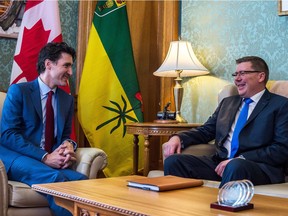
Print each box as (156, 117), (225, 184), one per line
(127, 175), (203, 192)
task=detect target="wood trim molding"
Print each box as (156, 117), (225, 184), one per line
(76, 1), (96, 94)
(75, 1), (96, 146)
(159, 1), (179, 111)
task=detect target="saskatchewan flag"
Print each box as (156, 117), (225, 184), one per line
(78, 1), (143, 177)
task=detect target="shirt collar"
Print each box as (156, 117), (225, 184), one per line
(248, 89), (265, 103)
(38, 77), (57, 97)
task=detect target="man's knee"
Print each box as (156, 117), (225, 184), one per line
(225, 158), (246, 171)
(164, 154), (179, 168)
(49, 170), (86, 182)
(163, 154), (182, 175)
(48, 170), (68, 182)
(222, 159), (250, 181)
(226, 158), (245, 168)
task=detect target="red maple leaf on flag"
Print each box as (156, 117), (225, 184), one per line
(13, 19), (62, 84)
(24, 0), (43, 11)
(13, 19), (50, 84)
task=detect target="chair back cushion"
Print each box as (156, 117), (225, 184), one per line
(268, 81), (288, 97)
(218, 84), (238, 103)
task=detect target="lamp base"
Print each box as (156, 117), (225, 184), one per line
(176, 113), (187, 123)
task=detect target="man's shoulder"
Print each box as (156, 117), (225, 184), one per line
(259, 90), (288, 111)
(56, 88), (74, 107)
(56, 88), (73, 98)
(8, 80), (37, 92)
(269, 91), (288, 101)
(269, 93), (288, 109)
(221, 94), (241, 103)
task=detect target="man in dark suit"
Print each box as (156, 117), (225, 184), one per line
(0, 42), (87, 216)
(163, 56), (288, 188)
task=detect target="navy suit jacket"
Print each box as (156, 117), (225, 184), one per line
(178, 89), (288, 183)
(0, 79), (74, 172)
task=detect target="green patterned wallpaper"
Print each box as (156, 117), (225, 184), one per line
(181, 0), (288, 123)
(0, 0), (78, 93)
(1, 1), (288, 123)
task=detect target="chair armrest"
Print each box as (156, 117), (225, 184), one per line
(74, 147), (108, 179)
(0, 159), (8, 216)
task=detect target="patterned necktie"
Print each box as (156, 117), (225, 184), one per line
(230, 98), (253, 158)
(45, 91), (54, 153)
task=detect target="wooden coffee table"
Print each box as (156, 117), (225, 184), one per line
(32, 176), (288, 216)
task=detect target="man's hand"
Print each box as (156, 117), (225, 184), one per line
(162, 136), (182, 159)
(43, 141), (76, 169)
(59, 141), (77, 169)
(215, 159), (232, 177)
(42, 145), (68, 169)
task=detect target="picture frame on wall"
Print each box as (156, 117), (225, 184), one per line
(279, 0), (288, 16)
(0, 0), (25, 39)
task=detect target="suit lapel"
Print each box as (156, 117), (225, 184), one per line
(56, 89), (69, 143)
(30, 80), (42, 119)
(228, 96), (242, 128)
(218, 96), (242, 141)
(246, 89), (270, 125)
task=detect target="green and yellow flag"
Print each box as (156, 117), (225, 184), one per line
(78, 0), (143, 177)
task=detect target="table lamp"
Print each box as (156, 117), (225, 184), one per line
(154, 40), (209, 123)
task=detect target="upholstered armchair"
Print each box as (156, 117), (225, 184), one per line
(0, 92), (108, 216)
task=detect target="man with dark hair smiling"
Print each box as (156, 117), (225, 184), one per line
(0, 42), (87, 216)
(163, 56), (288, 188)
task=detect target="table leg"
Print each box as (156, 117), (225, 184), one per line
(143, 135), (150, 176)
(54, 197), (74, 214)
(133, 134), (139, 175)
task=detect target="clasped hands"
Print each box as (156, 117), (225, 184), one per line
(163, 136), (232, 177)
(43, 141), (76, 169)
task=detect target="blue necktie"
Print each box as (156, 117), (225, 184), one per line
(230, 98), (253, 158)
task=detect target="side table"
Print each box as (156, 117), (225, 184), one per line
(126, 122), (202, 176)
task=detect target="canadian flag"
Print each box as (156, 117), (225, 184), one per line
(11, 0), (75, 139)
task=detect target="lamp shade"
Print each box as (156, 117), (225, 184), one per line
(153, 41), (209, 77)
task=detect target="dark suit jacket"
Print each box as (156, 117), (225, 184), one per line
(0, 79), (74, 172)
(178, 89), (288, 183)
